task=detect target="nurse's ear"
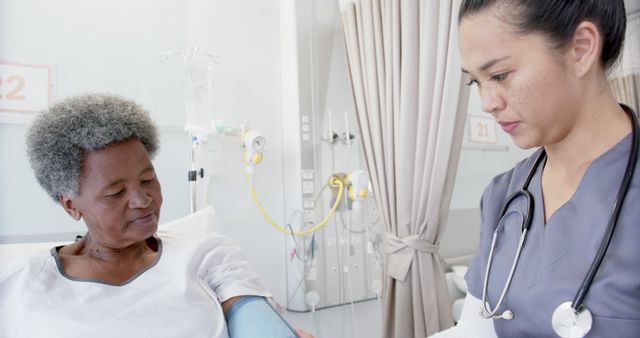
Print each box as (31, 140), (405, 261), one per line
(568, 21), (602, 78)
(59, 194), (82, 221)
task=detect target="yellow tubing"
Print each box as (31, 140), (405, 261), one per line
(248, 175), (344, 236)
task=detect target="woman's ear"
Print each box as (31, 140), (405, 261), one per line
(59, 194), (82, 221)
(570, 21), (601, 77)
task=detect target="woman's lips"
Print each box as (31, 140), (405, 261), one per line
(130, 212), (155, 225)
(498, 121), (519, 134)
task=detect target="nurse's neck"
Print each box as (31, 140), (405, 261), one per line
(544, 86), (630, 172)
(540, 82), (629, 223)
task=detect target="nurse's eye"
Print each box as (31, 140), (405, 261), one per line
(490, 72), (510, 82)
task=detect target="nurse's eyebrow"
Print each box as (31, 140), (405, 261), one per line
(462, 56), (511, 74)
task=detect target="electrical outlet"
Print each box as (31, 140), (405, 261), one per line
(302, 181), (314, 194)
(303, 200), (315, 209)
(302, 169), (314, 180)
(303, 210), (314, 223)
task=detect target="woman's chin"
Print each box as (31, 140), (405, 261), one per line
(510, 135), (540, 150)
(128, 221), (159, 240)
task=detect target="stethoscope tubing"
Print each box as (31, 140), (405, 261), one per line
(483, 105), (639, 319)
(570, 107), (640, 310)
(480, 152), (543, 319)
(481, 225), (528, 318)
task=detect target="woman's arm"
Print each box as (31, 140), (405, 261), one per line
(429, 293), (498, 338)
(222, 296), (242, 315)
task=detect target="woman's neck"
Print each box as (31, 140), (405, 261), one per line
(78, 233), (155, 265)
(544, 88), (630, 172)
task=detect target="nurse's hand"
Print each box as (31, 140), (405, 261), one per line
(295, 328), (314, 338)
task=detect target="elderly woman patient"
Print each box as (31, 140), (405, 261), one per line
(0, 93), (307, 338)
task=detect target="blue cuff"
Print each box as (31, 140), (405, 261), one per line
(226, 296), (297, 338)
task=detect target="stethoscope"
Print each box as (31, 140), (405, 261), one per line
(479, 106), (639, 338)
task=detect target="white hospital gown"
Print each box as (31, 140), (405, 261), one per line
(0, 232), (270, 338)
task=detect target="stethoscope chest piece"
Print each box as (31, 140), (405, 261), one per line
(551, 302), (592, 338)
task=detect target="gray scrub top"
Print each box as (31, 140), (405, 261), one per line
(465, 129), (640, 337)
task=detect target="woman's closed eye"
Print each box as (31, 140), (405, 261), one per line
(106, 189), (124, 198)
(141, 175), (156, 185)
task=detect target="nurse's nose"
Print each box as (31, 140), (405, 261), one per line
(479, 86), (506, 114)
(128, 186), (152, 209)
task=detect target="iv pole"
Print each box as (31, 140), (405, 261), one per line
(160, 47), (219, 213)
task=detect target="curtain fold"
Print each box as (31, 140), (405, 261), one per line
(342, 1), (469, 337)
(611, 12), (639, 114)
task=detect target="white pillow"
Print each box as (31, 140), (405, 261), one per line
(450, 265), (468, 293)
(0, 205), (216, 281)
(158, 205), (216, 236)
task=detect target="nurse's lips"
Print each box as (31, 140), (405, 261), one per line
(498, 121), (519, 134)
(130, 212), (155, 225)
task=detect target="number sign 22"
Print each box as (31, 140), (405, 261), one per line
(0, 60), (52, 113)
(0, 75), (27, 100)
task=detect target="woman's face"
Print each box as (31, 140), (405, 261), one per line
(459, 9), (581, 149)
(62, 139), (163, 248)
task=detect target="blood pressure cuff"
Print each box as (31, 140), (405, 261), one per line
(225, 296), (298, 338)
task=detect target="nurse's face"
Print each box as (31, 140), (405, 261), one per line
(61, 139), (163, 249)
(458, 9), (581, 149)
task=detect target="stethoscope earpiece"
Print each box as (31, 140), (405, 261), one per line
(501, 310), (514, 320)
(479, 308), (514, 320)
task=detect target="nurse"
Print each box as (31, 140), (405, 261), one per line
(433, 0), (639, 337)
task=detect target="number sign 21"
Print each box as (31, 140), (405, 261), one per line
(468, 115), (497, 144)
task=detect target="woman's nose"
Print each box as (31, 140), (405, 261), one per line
(480, 87), (506, 114)
(128, 187), (152, 209)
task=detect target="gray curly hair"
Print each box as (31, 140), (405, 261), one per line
(26, 93), (159, 201)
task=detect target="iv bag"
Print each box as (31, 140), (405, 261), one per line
(160, 48), (218, 132)
(184, 54), (215, 132)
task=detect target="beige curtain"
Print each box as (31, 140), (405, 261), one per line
(341, 0), (469, 337)
(610, 74), (640, 113)
(611, 11), (640, 114)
